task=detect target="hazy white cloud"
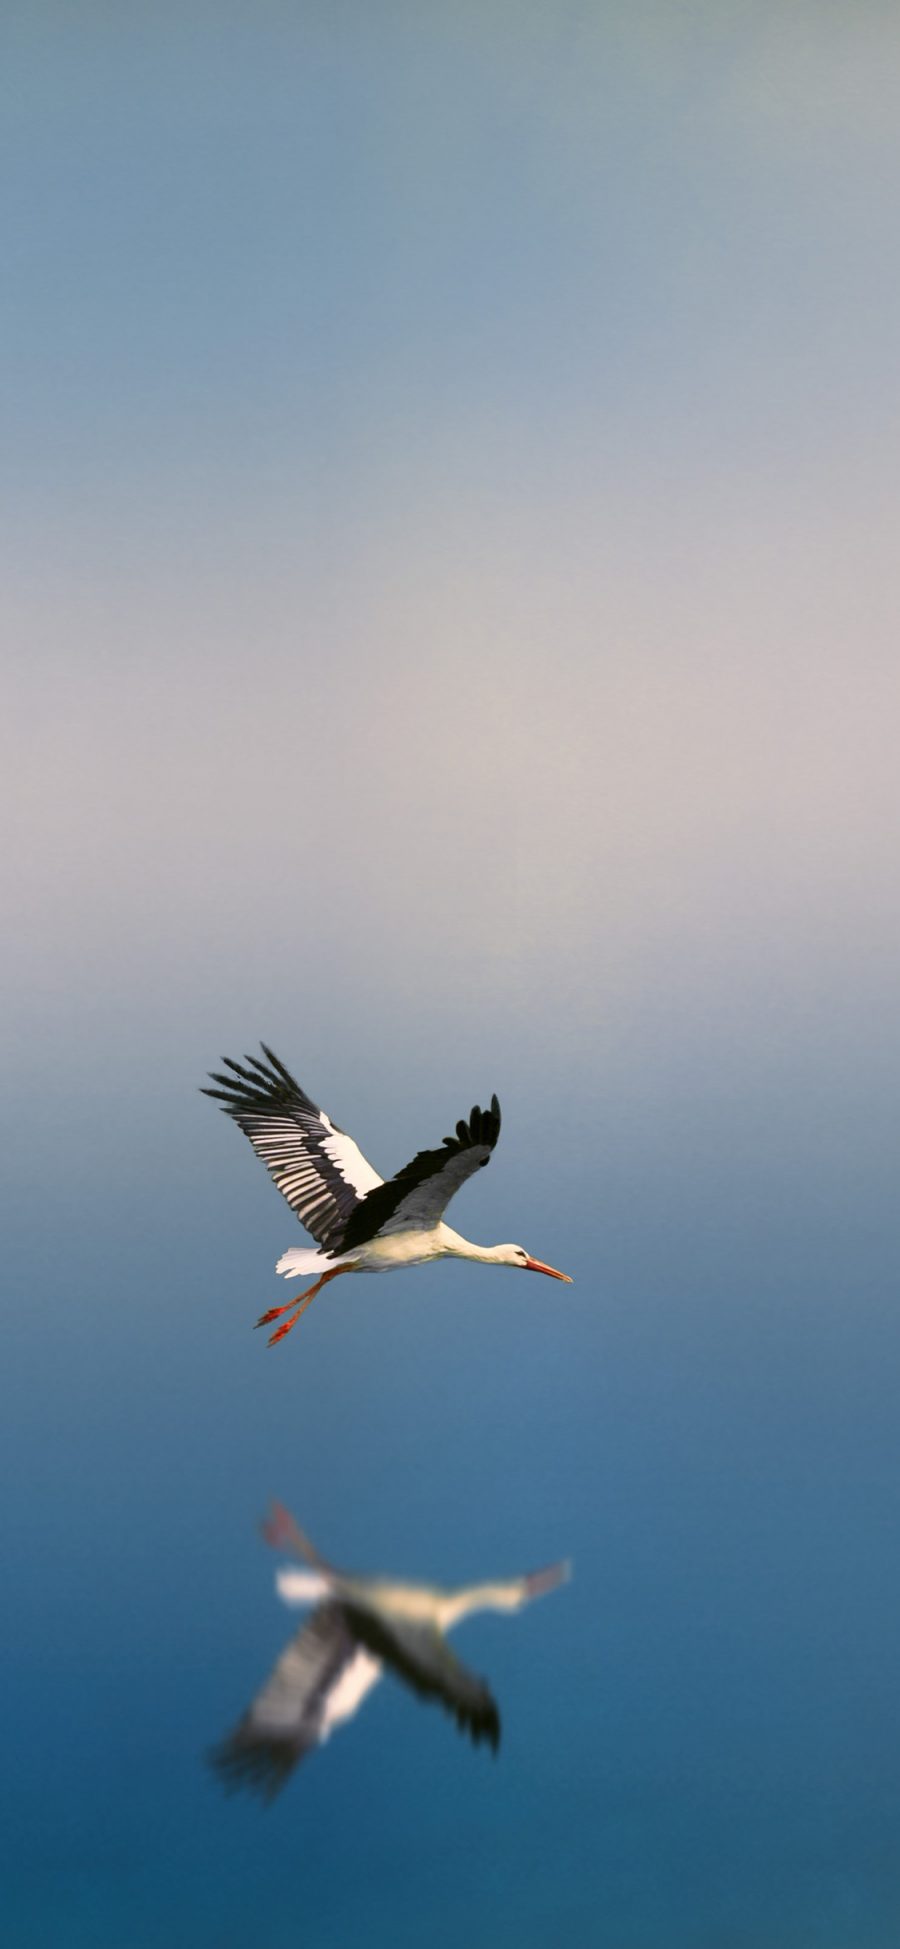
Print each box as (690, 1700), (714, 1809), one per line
(4, 0), (899, 1106)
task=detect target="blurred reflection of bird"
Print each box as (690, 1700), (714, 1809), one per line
(209, 1504), (571, 1800)
(203, 1045), (572, 1344)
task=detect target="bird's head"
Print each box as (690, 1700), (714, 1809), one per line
(496, 1244), (572, 1282)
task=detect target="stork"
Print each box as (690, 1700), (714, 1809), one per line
(209, 1502), (571, 1799)
(202, 1045), (572, 1344)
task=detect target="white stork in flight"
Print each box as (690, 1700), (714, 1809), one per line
(203, 1045), (572, 1344)
(209, 1503), (571, 1800)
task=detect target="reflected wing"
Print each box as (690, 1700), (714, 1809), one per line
(209, 1604), (381, 1802)
(341, 1097), (501, 1248)
(202, 1045), (383, 1252)
(344, 1603), (500, 1751)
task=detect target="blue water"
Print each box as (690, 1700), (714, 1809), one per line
(4, 1012), (900, 1947)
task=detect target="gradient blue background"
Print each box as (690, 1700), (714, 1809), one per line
(4, 5), (900, 1944)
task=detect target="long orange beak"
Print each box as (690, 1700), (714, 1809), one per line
(524, 1256), (573, 1283)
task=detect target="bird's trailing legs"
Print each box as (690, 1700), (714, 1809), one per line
(255, 1265), (349, 1348)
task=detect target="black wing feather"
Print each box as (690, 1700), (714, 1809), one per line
(342, 1603), (501, 1752)
(341, 1094), (501, 1250)
(208, 1603), (366, 1803)
(202, 1046), (382, 1253)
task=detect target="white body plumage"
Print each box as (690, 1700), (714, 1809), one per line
(275, 1224), (540, 1280)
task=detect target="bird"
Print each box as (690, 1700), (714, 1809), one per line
(209, 1502), (571, 1800)
(202, 1044), (572, 1345)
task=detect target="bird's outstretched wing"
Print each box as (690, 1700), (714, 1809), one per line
(341, 1097), (501, 1248)
(343, 1603), (501, 1751)
(202, 1046), (383, 1253)
(209, 1604), (382, 1803)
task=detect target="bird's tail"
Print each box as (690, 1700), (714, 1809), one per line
(275, 1246), (341, 1280)
(275, 1566), (332, 1607)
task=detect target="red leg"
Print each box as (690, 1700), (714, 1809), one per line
(267, 1299), (312, 1346)
(259, 1264), (350, 1348)
(256, 1301), (297, 1328)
